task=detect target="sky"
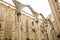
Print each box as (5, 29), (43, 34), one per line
(3, 0), (51, 18)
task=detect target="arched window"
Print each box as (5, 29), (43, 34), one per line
(32, 22), (34, 26)
(32, 29), (35, 33)
(55, 0), (58, 2)
(26, 19), (28, 32)
(4, 38), (8, 40)
(0, 38), (2, 40)
(26, 38), (30, 40)
(20, 27), (23, 31)
(40, 25), (42, 28)
(26, 19), (28, 26)
(57, 34), (60, 38)
(0, 23), (1, 29)
(9, 38), (11, 40)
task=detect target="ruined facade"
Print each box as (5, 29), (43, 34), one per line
(1, 0), (60, 40)
(0, 1), (41, 40)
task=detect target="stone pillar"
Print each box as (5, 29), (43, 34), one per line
(48, 0), (60, 35)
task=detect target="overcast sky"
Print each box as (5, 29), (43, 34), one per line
(3, 0), (51, 17)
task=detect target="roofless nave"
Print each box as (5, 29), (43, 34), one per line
(0, 0), (60, 40)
